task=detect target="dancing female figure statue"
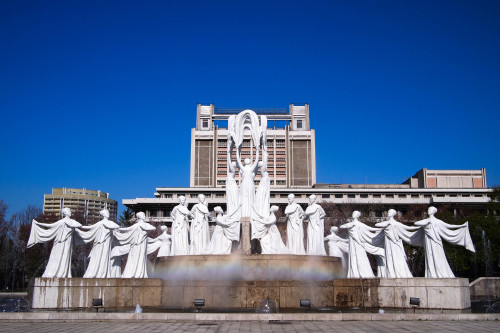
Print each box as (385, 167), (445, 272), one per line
(236, 147), (260, 217)
(285, 194), (306, 255)
(170, 196), (193, 256)
(27, 207), (82, 278)
(190, 194), (211, 254)
(147, 226), (172, 258)
(203, 206), (241, 255)
(414, 206), (475, 278)
(251, 205), (290, 254)
(77, 209), (121, 278)
(374, 209), (419, 278)
(324, 226), (349, 271)
(111, 212), (155, 278)
(303, 195), (327, 256)
(340, 211), (384, 278)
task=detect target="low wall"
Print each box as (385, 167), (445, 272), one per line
(31, 277), (471, 310)
(469, 277), (500, 300)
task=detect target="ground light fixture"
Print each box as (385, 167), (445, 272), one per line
(92, 298), (103, 312)
(410, 297), (420, 313)
(300, 299), (311, 309)
(194, 298), (205, 312)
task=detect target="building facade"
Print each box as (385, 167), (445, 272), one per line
(44, 188), (118, 223)
(123, 104), (492, 224)
(190, 104), (316, 188)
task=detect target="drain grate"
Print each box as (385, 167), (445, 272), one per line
(269, 320), (292, 325)
(197, 322), (218, 326)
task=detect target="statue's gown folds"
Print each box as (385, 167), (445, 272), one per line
(28, 218), (82, 278)
(76, 219), (120, 278)
(324, 232), (349, 271)
(190, 203), (210, 255)
(170, 205), (191, 256)
(414, 217), (475, 278)
(111, 221), (155, 278)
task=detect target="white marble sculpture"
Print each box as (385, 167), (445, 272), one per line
(285, 194), (306, 255)
(111, 212), (155, 278)
(340, 211), (385, 278)
(303, 195), (327, 256)
(374, 209), (419, 278)
(190, 194), (211, 255)
(251, 205), (290, 254)
(226, 134), (240, 222)
(413, 206), (475, 278)
(147, 226), (171, 257)
(27, 207), (82, 278)
(170, 195), (193, 256)
(77, 209), (121, 278)
(324, 226), (349, 270)
(203, 206), (241, 255)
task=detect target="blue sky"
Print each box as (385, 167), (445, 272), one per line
(1, 0), (499, 216)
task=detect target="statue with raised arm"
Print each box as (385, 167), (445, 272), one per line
(111, 212), (155, 278)
(76, 209), (121, 278)
(413, 206), (475, 278)
(27, 207), (82, 278)
(203, 205), (241, 255)
(147, 226), (171, 257)
(237, 148), (260, 217)
(226, 133), (240, 239)
(324, 226), (349, 271)
(340, 211), (384, 278)
(190, 194), (211, 254)
(303, 195), (327, 256)
(170, 195), (193, 256)
(285, 194), (306, 255)
(374, 209), (420, 278)
(251, 205), (291, 254)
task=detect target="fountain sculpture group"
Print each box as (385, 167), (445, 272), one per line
(27, 110), (476, 281)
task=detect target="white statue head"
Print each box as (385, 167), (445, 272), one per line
(136, 211), (146, 220)
(100, 209), (110, 218)
(244, 158), (251, 165)
(309, 194), (317, 205)
(428, 206), (437, 216)
(258, 161), (263, 167)
(214, 206), (223, 214)
(330, 226), (339, 233)
(270, 205), (279, 213)
(198, 194), (205, 202)
(231, 161), (237, 169)
(161, 225), (167, 232)
(388, 209), (397, 218)
(179, 195), (186, 205)
(62, 207), (71, 217)
(288, 193), (295, 204)
(352, 211), (361, 219)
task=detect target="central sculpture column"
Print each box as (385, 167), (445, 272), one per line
(240, 217), (251, 254)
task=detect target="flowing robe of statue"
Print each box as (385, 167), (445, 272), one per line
(190, 202), (210, 255)
(414, 216), (475, 278)
(237, 148), (259, 217)
(251, 207), (290, 254)
(76, 218), (120, 278)
(340, 219), (384, 278)
(203, 207), (241, 255)
(304, 203), (327, 255)
(170, 204), (192, 256)
(285, 203), (306, 255)
(111, 220), (156, 278)
(324, 228), (349, 270)
(147, 229), (171, 257)
(374, 218), (419, 278)
(27, 217), (82, 278)
(226, 138), (240, 240)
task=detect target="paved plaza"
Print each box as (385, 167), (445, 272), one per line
(0, 320), (499, 333)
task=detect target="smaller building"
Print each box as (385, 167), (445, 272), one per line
(43, 188), (118, 223)
(403, 168), (487, 189)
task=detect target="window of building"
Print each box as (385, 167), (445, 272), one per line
(202, 119), (208, 128)
(322, 194), (330, 199)
(216, 193), (225, 198)
(335, 194), (343, 198)
(297, 119), (303, 129)
(360, 194), (368, 198)
(348, 194), (355, 198)
(386, 194), (394, 198)
(276, 180), (286, 185)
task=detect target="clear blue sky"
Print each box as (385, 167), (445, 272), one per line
(1, 0), (499, 217)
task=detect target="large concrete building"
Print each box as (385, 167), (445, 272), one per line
(44, 188), (118, 223)
(191, 104), (316, 188)
(123, 104), (491, 223)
